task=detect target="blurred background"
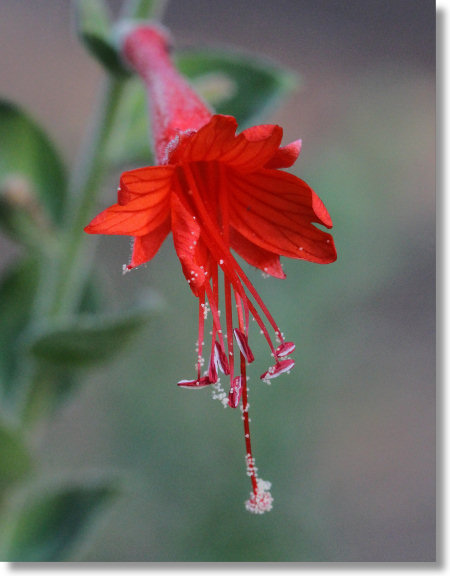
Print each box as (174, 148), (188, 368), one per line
(0, 0), (435, 562)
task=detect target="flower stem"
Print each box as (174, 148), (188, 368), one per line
(18, 77), (125, 427)
(241, 356), (258, 495)
(49, 76), (124, 318)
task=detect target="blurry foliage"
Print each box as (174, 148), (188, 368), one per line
(0, 102), (67, 247)
(0, 482), (116, 561)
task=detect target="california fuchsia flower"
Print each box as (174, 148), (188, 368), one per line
(85, 24), (336, 513)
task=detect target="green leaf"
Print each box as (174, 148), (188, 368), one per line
(75, 0), (130, 77)
(106, 78), (152, 165)
(78, 274), (105, 315)
(27, 296), (159, 367)
(176, 49), (297, 127)
(0, 423), (32, 498)
(123, 0), (169, 19)
(1, 481), (116, 561)
(0, 257), (40, 405)
(0, 255), (107, 415)
(0, 100), (67, 232)
(106, 48), (297, 166)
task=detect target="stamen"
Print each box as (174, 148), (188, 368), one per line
(224, 275), (235, 382)
(245, 478), (273, 514)
(228, 375), (243, 408)
(196, 289), (206, 380)
(214, 340), (230, 375)
(208, 354), (218, 383)
(177, 376), (212, 388)
(260, 358), (295, 381)
(204, 279), (228, 361)
(233, 328), (255, 363)
(182, 166), (281, 359)
(275, 341), (296, 358)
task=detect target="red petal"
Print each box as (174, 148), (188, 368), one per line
(171, 194), (209, 295)
(118, 166), (174, 205)
(128, 219), (171, 269)
(230, 227), (286, 279)
(228, 169), (337, 264)
(172, 115), (237, 163)
(85, 193), (171, 237)
(173, 115), (283, 172)
(85, 166), (173, 237)
(221, 123), (283, 172)
(240, 123), (279, 141)
(265, 139), (302, 169)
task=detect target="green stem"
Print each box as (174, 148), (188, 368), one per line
(49, 76), (124, 318)
(18, 78), (124, 426)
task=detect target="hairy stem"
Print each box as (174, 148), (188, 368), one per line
(49, 76), (124, 318)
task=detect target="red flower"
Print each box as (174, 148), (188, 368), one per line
(85, 24), (336, 513)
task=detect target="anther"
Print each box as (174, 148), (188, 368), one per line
(233, 328), (255, 363)
(260, 358), (295, 381)
(177, 376), (212, 388)
(228, 375), (243, 408)
(275, 341), (296, 358)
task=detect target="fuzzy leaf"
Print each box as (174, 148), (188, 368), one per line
(176, 49), (298, 127)
(106, 49), (297, 166)
(75, 0), (130, 77)
(27, 296), (159, 367)
(124, 0), (169, 19)
(106, 78), (152, 165)
(1, 482), (116, 561)
(0, 101), (67, 238)
(0, 258), (40, 405)
(0, 424), (32, 497)
(0, 259), (106, 411)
